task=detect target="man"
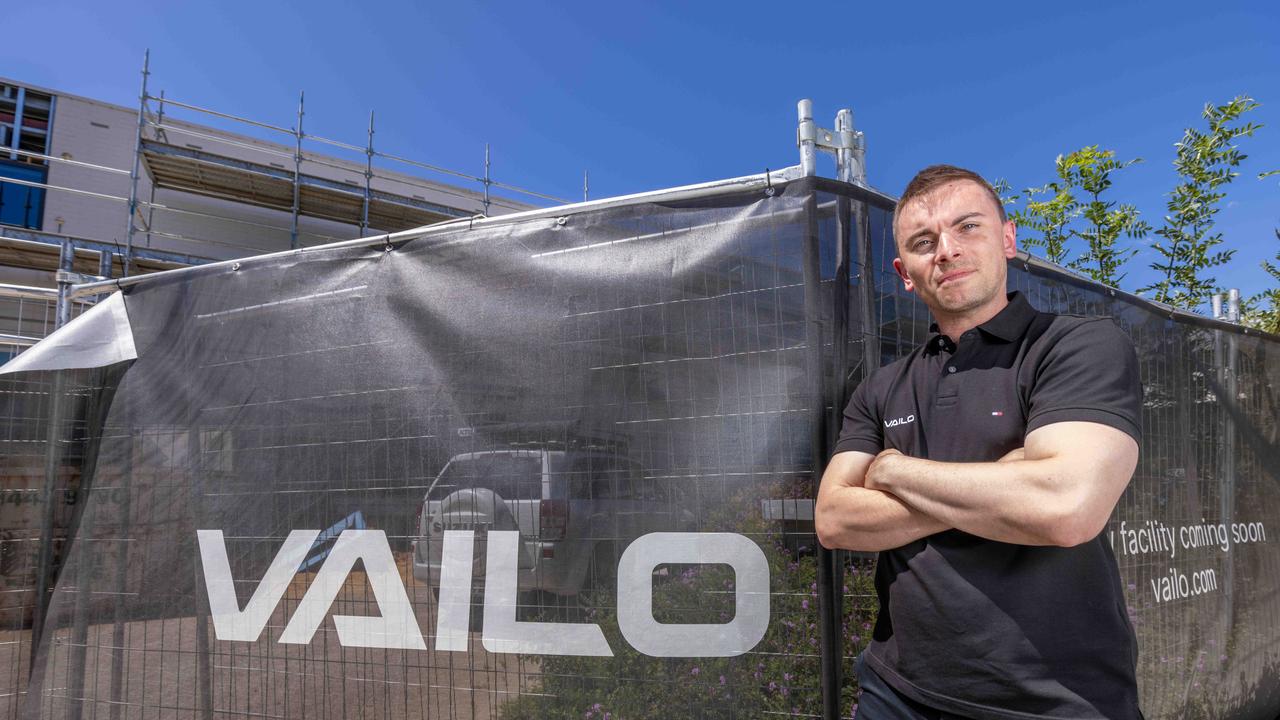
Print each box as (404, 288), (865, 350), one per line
(814, 165), (1143, 720)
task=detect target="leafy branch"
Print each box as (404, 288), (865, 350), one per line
(1060, 147), (1149, 287)
(1005, 146), (1145, 286)
(1141, 95), (1263, 310)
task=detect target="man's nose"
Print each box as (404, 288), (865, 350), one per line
(934, 231), (962, 261)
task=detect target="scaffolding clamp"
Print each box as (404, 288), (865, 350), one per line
(56, 270), (106, 286)
(796, 100), (866, 183)
(796, 122), (857, 153)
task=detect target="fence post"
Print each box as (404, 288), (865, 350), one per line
(30, 373), (67, 681)
(1223, 290), (1239, 613)
(55, 238), (73, 330)
(798, 100), (817, 177)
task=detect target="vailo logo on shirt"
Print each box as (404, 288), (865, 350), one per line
(884, 414), (915, 428)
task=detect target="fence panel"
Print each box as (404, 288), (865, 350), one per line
(5, 177), (1278, 720)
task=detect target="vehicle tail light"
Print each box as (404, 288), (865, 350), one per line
(539, 499), (568, 541)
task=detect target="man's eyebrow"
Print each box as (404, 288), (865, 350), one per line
(950, 211), (985, 226)
(903, 227), (933, 246)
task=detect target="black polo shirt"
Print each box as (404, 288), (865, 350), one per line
(834, 291), (1143, 720)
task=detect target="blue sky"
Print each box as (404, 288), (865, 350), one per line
(7, 0), (1278, 306)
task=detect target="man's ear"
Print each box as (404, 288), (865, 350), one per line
(892, 257), (915, 292)
(1002, 220), (1018, 259)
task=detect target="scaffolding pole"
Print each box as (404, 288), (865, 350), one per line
(362, 110), (374, 237)
(142, 92), (164, 250)
(123, 50), (151, 277)
(291, 91), (304, 249)
(483, 143), (492, 215)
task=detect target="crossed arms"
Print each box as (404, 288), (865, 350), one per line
(813, 421), (1139, 551)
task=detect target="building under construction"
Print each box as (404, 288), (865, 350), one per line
(0, 56), (559, 361)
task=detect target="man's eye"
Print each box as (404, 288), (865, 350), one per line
(961, 223), (978, 231)
(914, 239), (934, 251)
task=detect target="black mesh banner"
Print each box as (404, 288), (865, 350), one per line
(3, 177), (1277, 720)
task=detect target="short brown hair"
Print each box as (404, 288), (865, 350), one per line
(893, 165), (1007, 237)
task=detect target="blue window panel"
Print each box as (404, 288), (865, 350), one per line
(0, 161), (46, 229)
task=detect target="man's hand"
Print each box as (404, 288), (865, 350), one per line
(863, 448), (903, 493)
(815, 450), (950, 552)
(998, 447), (1025, 463)
(867, 446), (1024, 492)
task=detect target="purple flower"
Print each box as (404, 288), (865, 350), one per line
(719, 675), (726, 685)
(802, 599), (809, 610)
(690, 667), (700, 676)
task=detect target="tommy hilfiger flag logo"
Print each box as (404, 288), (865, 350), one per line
(991, 411), (1004, 416)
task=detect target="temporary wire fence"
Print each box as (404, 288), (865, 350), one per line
(1, 176), (1276, 720)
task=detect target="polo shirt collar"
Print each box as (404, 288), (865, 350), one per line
(977, 291), (1037, 342)
(926, 291), (1037, 351)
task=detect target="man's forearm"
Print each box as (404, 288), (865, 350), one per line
(815, 451), (950, 551)
(815, 484), (950, 552)
(868, 447), (1133, 547)
(871, 455), (1072, 545)
(865, 423), (1137, 547)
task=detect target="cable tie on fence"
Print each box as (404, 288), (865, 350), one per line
(383, 233), (394, 252)
(765, 168), (775, 196)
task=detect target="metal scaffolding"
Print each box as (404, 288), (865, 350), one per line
(121, 51), (570, 268)
(0, 51), (579, 351)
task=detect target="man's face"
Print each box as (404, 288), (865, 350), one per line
(892, 179), (1017, 320)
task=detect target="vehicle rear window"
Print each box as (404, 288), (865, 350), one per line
(566, 455), (650, 500)
(427, 455), (542, 500)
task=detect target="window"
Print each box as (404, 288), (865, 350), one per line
(566, 455), (644, 500)
(0, 84), (53, 161)
(0, 161), (47, 229)
(427, 453), (543, 501)
(0, 83), (54, 230)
